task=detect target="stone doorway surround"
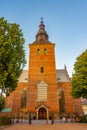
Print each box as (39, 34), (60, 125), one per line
(36, 104), (49, 119)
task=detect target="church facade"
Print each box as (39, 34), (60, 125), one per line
(5, 20), (83, 119)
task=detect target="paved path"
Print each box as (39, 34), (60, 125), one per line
(0, 123), (87, 130)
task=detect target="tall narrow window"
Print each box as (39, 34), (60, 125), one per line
(37, 48), (40, 54)
(44, 48), (47, 54)
(20, 89), (27, 108)
(58, 88), (66, 117)
(40, 67), (44, 73)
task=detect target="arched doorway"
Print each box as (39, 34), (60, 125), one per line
(38, 107), (47, 119)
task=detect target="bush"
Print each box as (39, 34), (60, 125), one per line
(0, 116), (12, 126)
(78, 115), (87, 123)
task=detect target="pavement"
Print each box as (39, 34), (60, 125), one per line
(0, 121), (87, 130)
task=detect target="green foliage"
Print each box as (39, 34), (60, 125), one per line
(71, 49), (87, 98)
(0, 17), (26, 92)
(78, 115), (87, 123)
(0, 116), (12, 126)
(0, 95), (5, 111)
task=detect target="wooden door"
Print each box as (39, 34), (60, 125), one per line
(38, 107), (47, 119)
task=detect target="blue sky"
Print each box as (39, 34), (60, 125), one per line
(0, 0), (87, 77)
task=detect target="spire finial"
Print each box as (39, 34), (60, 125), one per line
(36, 18), (49, 41)
(40, 17), (43, 23)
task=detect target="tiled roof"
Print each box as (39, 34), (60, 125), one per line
(56, 69), (70, 82)
(18, 70), (28, 83)
(18, 69), (71, 83)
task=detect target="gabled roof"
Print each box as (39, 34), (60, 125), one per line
(18, 70), (28, 83)
(18, 69), (71, 83)
(56, 69), (71, 82)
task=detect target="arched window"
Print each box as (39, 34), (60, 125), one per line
(44, 48), (47, 54)
(37, 48), (40, 54)
(40, 67), (44, 73)
(20, 89), (27, 108)
(58, 88), (66, 116)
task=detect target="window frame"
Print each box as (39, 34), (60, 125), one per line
(37, 48), (40, 54)
(40, 67), (44, 73)
(44, 48), (47, 54)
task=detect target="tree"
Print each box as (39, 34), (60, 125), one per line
(0, 17), (26, 92)
(71, 49), (87, 98)
(0, 94), (5, 111)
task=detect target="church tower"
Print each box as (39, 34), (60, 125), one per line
(4, 19), (83, 120)
(27, 19), (59, 119)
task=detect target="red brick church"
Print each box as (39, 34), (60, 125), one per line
(5, 19), (82, 119)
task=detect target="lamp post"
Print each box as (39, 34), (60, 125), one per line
(29, 113), (31, 125)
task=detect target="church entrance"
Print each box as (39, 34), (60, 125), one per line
(38, 107), (47, 119)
